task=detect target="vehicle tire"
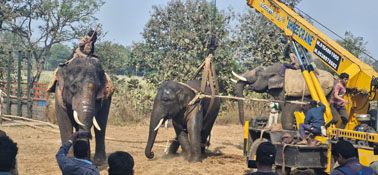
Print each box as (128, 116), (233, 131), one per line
(247, 138), (268, 161)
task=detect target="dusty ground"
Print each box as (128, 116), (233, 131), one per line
(2, 123), (250, 175)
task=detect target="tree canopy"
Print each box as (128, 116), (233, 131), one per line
(131, 0), (236, 93)
(0, 0), (104, 84)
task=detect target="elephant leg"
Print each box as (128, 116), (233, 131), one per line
(93, 99), (110, 165)
(187, 106), (204, 162)
(281, 103), (296, 130)
(168, 137), (180, 154)
(168, 124), (181, 155)
(177, 130), (190, 159)
(200, 116), (217, 153)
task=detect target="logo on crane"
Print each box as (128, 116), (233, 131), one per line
(287, 17), (314, 47)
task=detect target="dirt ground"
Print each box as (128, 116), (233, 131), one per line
(2, 123), (250, 175)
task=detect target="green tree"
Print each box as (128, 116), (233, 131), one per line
(132, 0), (236, 94)
(336, 31), (377, 71)
(45, 44), (72, 71)
(232, 0), (302, 71)
(1, 0), (104, 84)
(95, 41), (131, 76)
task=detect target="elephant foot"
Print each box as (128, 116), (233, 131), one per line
(189, 155), (202, 163)
(93, 152), (106, 165)
(168, 140), (180, 154)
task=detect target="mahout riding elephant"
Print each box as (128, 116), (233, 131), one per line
(145, 80), (220, 162)
(233, 63), (334, 130)
(52, 56), (113, 165)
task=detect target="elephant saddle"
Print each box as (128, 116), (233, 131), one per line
(284, 69), (334, 97)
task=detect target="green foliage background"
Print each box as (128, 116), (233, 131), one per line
(2, 0), (377, 124)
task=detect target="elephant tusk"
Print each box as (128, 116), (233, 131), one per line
(73, 111), (85, 126)
(231, 78), (237, 83)
(154, 118), (164, 132)
(93, 117), (101, 131)
(232, 71), (247, 82)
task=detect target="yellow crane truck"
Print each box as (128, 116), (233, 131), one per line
(243, 0), (378, 173)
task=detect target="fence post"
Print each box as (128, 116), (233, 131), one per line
(6, 51), (12, 115)
(17, 51), (22, 116)
(27, 51), (32, 117)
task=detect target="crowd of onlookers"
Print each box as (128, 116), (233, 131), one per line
(247, 140), (378, 175)
(0, 131), (134, 175)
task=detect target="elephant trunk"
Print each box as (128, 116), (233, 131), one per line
(145, 116), (164, 159)
(236, 81), (247, 126)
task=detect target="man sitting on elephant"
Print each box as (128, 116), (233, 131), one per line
(73, 29), (98, 59)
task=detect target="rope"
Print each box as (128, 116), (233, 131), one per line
(2, 117), (60, 134)
(281, 143), (289, 174)
(178, 82), (309, 105)
(4, 114), (59, 129)
(1, 115), (171, 144)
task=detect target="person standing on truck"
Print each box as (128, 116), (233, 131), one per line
(297, 100), (326, 145)
(328, 73), (349, 129)
(247, 142), (279, 175)
(331, 140), (376, 175)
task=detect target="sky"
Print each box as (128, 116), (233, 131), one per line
(96, 0), (378, 60)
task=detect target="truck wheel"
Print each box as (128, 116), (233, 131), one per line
(247, 138), (268, 161)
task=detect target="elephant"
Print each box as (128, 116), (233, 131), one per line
(145, 80), (220, 162)
(52, 56), (113, 165)
(233, 63), (334, 130)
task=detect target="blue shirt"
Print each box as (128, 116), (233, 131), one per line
(304, 102), (326, 129)
(56, 141), (99, 175)
(0, 172), (12, 175)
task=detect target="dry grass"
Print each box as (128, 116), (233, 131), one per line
(215, 100), (270, 125)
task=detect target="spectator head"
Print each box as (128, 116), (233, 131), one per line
(108, 151), (134, 175)
(332, 140), (356, 163)
(256, 142), (276, 166)
(73, 140), (90, 159)
(0, 136), (18, 172)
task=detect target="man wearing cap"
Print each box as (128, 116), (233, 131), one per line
(331, 140), (376, 175)
(297, 100), (326, 145)
(248, 142), (279, 175)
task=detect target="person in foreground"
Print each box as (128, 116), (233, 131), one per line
(248, 142), (279, 175)
(108, 151), (135, 175)
(331, 140), (376, 175)
(0, 135), (18, 175)
(56, 132), (99, 175)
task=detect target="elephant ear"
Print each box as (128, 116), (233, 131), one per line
(96, 72), (115, 100)
(175, 87), (191, 110)
(268, 74), (284, 89)
(55, 67), (66, 109)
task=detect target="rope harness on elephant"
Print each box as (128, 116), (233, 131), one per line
(178, 82), (309, 106)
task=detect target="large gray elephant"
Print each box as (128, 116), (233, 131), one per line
(145, 80), (220, 162)
(233, 63), (333, 129)
(52, 56), (113, 164)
